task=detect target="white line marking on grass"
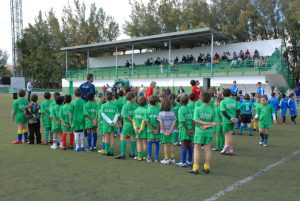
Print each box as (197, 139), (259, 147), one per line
(204, 148), (300, 201)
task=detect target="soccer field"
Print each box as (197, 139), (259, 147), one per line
(0, 93), (299, 201)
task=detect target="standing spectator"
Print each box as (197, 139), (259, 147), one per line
(191, 80), (201, 101)
(254, 49), (259, 58)
(273, 87), (281, 98)
(286, 87), (294, 97)
(295, 87), (300, 105)
(26, 80), (33, 101)
(102, 85), (107, 95)
(239, 50), (245, 60)
(245, 49), (250, 59)
(230, 81), (238, 95)
(138, 84), (145, 96)
(80, 74), (95, 101)
(178, 86), (185, 94)
(196, 80), (202, 96)
(134, 87), (139, 96)
(145, 81), (156, 100)
(256, 82), (264, 96)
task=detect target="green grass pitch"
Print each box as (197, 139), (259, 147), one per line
(0, 93), (299, 201)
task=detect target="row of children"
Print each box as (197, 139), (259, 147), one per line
(12, 86), (283, 174)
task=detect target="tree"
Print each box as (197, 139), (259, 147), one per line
(0, 49), (12, 77)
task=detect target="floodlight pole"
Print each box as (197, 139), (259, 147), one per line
(210, 33), (214, 75)
(169, 40), (171, 76)
(65, 51), (68, 79)
(131, 44), (134, 77)
(87, 50), (90, 74)
(115, 46), (118, 77)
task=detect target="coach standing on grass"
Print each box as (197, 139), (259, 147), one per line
(80, 74), (96, 101)
(145, 81), (156, 100)
(26, 80), (33, 101)
(230, 80), (238, 96)
(256, 82), (264, 96)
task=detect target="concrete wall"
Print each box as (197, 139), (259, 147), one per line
(89, 39), (282, 68)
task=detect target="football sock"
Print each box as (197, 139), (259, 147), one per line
(17, 129), (22, 141)
(204, 163), (210, 170)
(69, 132), (74, 147)
(248, 127), (253, 135)
(75, 133), (80, 149)
(260, 133), (264, 140)
(130, 141), (136, 155)
(220, 134), (225, 149)
(138, 151), (142, 159)
(264, 134), (268, 143)
(143, 151), (147, 158)
(181, 146), (187, 163)
(193, 165), (199, 171)
(102, 142), (105, 150)
(49, 130), (53, 141)
(239, 125), (244, 134)
(164, 154), (168, 160)
(173, 132), (179, 143)
(155, 141), (160, 159)
(171, 153), (175, 160)
(23, 129), (28, 141)
(87, 133), (92, 148)
(61, 133), (67, 148)
(120, 140), (126, 156)
(187, 145), (193, 162)
(53, 138), (57, 146)
(43, 128), (49, 142)
(253, 121), (257, 129)
(147, 141), (153, 157)
(79, 133), (85, 148)
(105, 143), (110, 153)
(93, 133), (97, 148)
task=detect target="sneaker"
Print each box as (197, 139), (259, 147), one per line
(115, 154), (126, 159)
(75, 147), (80, 152)
(259, 140), (263, 145)
(249, 134), (253, 136)
(176, 162), (187, 167)
(93, 147), (97, 151)
(154, 158), (159, 163)
(203, 168), (210, 174)
(137, 157), (143, 161)
(51, 144), (58, 150)
(134, 156), (138, 160)
(212, 147), (221, 151)
(169, 158), (176, 164)
(227, 148), (234, 155)
(41, 141), (48, 145)
(129, 153), (135, 158)
(146, 157), (152, 163)
(263, 143), (268, 147)
(160, 159), (170, 165)
(186, 161), (193, 166)
(142, 157), (146, 161)
(188, 169), (199, 175)
(80, 147), (85, 151)
(173, 142), (179, 146)
(12, 140), (22, 144)
(220, 147), (229, 155)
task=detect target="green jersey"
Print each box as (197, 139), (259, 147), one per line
(40, 99), (53, 127)
(50, 104), (62, 132)
(178, 105), (193, 129)
(101, 101), (119, 127)
(70, 98), (86, 130)
(254, 102), (262, 109)
(122, 102), (138, 126)
(188, 101), (196, 111)
(194, 104), (218, 135)
(220, 97), (238, 123)
(97, 99), (103, 110)
(84, 101), (98, 129)
(144, 105), (160, 132)
(195, 100), (203, 108)
(133, 106), (147, 131)
(256, 104), (274, 125)
(12, 98), (29, 119)
(240, 100), (254, 115)
(114, 98), (124, 114)
(171, 102), (181, 126)
(59, 103), (71, 131)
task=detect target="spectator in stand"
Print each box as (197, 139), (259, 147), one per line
(181, 55), (187, 63)
(26, 80), (33, 101)
(245, 49), (250, 59)
(230, 81), (239, 96)
(254, 49), (259, 58)
(197, 54), (203, 63)
(174, 56), (179, 64)
(221, 52), (227, 60)
(239, 50), (245, 60)
(125, 60), (130, 67)
(190, 55), (195, 63)
(256, 82), (264, 96)
(134, 87), (139, 96)
(186, 55), (190, 63)
(102, 85), (107, 95)
(191, 80), (201, 101)
(154, 86), (160, 96)
(178, 86), (185, 94)
(80, 74), (96, 101)
(214, 53), (220, 60)
(145, 81), (156, 100)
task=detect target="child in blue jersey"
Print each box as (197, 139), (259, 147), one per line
(239, 94), (254, 136)
(288, 93), (297, 124)
(268, 92), (279, 119)
(279, 94), (288, 124)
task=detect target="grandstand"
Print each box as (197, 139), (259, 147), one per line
(61, 27), (293, 94)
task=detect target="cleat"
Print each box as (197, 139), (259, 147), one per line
(169, 158), (176, 164)
(220, 147), (229, 155)
(227, 148), (234, 155)
(129, 153), (135, 158)
(12, 140), (22, 144)
(154, 158), (159, 163)
(115, 154), (126, 159)
(142, 157), (146, 161)
(41, 141), (48, 145)
(160, 159), (170, 165)
(186, 161), (193, 166)
(259, 140), (263, 145)
(93, 147), (97, 151)
(75, 147), (80, 152)
(176, 162), (187, 167)
(212, 148), (221, 151)
(203, 169), (210, 174)
(188, 169), (199, 175)
(173, 142), (179, 146)
(68, 146), (74, 149)
(146, 157), (152, 163)
(80, 147), (85, 151)
(137, 157), (143, 161)
(263, 143), (268, 147)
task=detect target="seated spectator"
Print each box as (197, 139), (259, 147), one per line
(239, 50), (245, 60)
(254, 57), (260, 68)
(125, 60), (130, 67)
(214, 52), (220, 60)
(205, 53), (211, 63)
(221, 52), (228, 60)
(178, 86), (185, 94)
(197, 54), (204, 63)
(254, 49), (259, 58)
(174, 56), (179, 64)
(245, 49), (250, 59)
(181, 55), (187, 63)
(190, 55), (195, 63)
(150, 58), (154, 65)
(145, 58), (150, 66)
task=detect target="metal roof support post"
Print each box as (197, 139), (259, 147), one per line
(131, 44), (134, 77)
(115, 46), (118, 78)
(210, 33), (214, 75)
(169, 40), (171, 76)
(87, 50), (90, 74)
(65, 51), (68, 79)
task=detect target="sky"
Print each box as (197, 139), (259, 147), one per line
(0, 0), (133, 64)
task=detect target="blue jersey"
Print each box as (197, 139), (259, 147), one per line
(240, 100), (253, 115)
(288, 98), (297, 115)
(257, 87), (264, 96)
(80, 81), (96, 100)
(268, 97), (279, 112)
(279, 98), (288, 109)
(231, 86), (238, 95)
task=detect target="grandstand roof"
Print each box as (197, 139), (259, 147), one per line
(61, 27), (230, 53)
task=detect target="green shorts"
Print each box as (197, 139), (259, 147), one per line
(136, 130), (147, 139)
(98, 124), (104, 136)
(172, 130), (179, 143)
(222, 123), (234, 133)
(214, 124), (223, 133)
(72, 123), (85, 131)
(85, 120), (98, 130)
(179, 127), (193, 141)
(102, 125), (114, 134)
(194, 135), (213, 145)
(61, 125), (71, 132)
(16, 117), (27, 124)
(52, 127), (61, 133)
(147, 132), (161, 141)
(259, 122), (272, 129)
(160, 133), (173, 144)
(122, 124), (135, 135)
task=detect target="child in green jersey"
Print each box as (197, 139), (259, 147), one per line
(59, 95), (73, 150)
(220, 88), (239, 156)
(169, 94), (180, 147)
(176, 94), (194, 168)
(158, 99), (177, 165)
(254, 95), (277, 147)
(253, 95), (261, 131)
(212, 97), (224, 151)
(187, 93), (196, 112)
(97, 93), (105, 153)
(133, 96), (148, 161)
(115, 92), (137, 159)
(84, 92), (98, 151)
(101, 92), (119, 156)
(239, 94), (254, 136)
(11, 89), (29, 144)
(40, 92), (53, 144)
(70, 88), (86, 152)
(50, 96), (64, 150)
(145, 96), (160, 162)
(188, 93), (218, 174)
(113, 92), (123, 137)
